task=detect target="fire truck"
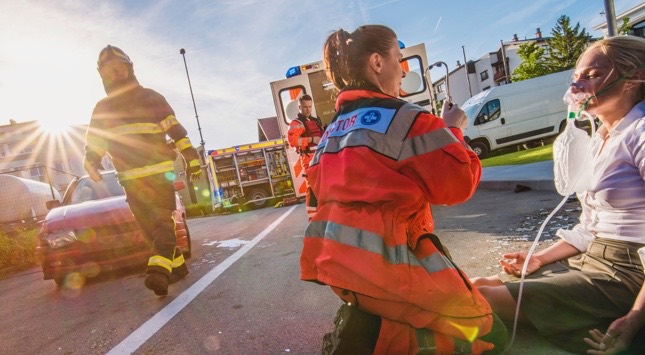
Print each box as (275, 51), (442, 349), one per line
(208, 42), (433, 212)
(269, 42), (433, 200)
(207, 139), (295, 212)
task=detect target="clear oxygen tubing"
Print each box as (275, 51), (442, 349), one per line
(501, 95), (597, 354)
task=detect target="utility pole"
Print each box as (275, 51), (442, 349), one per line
(179, 48), (207, 204)
(462, 46), (473, 98)
(500, 40), (511, 84)
(603, 0), (617, 37)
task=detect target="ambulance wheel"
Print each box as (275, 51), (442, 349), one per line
(247, 188), (269, 209)
(470, 141), (489, 159)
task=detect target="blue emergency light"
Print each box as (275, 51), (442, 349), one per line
(286, 66), (301, 78)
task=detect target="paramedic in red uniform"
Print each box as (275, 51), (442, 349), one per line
(84, 45), (201, 296)
(300, 25), (507, 354)
(287, 94), (324, 220)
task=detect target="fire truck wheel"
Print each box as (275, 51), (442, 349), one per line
(247, 188), (268, 209)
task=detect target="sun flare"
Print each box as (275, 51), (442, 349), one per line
(37, 120), (72, 136)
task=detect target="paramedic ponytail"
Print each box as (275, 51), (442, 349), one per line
(323, 29), (352, 90)
(323, 25), (398, 91)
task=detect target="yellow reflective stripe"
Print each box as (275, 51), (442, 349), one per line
(148, 255), (173, 272)
(188, 159), (200, 168)
(159, 115), (179, 132)
(108, 123), (164, 135)
(175, 137), (193, 151)
(172, 254), (185, 268)
(118, 160), (175, 181)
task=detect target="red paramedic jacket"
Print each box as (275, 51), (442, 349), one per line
(300, 88), (491, 340)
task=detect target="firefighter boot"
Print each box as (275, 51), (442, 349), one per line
(145, 255), (172, 296)
(169, 250), (189, 284)
(322, 303), (381, 355)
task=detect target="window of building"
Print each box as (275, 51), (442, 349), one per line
(483, 86), (490, 91)
(19, 145), (34, 155)
(0, 144), (10, 157)
(436, 83), (445, 93)
(54, 161), (64, 174)
(30, 166), (45, 182)
(480, 70), (489, 81)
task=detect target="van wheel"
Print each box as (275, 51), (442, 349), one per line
(247, 188), (268, 209)
(470, 141), (489, 159)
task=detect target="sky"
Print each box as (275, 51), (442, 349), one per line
(1, 0), (642, 149)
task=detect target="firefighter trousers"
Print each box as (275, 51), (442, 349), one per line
(122, 173), (179, 275)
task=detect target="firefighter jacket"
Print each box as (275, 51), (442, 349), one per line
(85, 81), (200, 182)
(300, 89), (492, 341)
(287, 113), (324, 154)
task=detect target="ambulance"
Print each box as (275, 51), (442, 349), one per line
(269, 42), (434, 199)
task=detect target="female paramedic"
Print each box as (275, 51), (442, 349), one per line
(299, 24), (507, 354)
(472, 35), (645, 354)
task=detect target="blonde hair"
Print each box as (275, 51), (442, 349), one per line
(580, 35), (645, 100)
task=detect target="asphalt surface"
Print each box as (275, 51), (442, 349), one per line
(0, 161), (582, 354)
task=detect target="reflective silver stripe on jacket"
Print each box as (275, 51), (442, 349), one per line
(398, 128), (459, 161)
(306, 220), (455, 273)
(311, 103), (456, 165)
(107, 123), (164, 135)
(117, 160), (175, 181)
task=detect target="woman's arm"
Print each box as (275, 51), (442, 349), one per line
(500, 240), (581, 277)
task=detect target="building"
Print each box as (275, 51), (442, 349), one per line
(433, 29), (550, 107)
(593, 3), (645, 38)
(435, 3), (645, 108)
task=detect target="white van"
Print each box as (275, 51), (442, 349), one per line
(461, 69), (573, 158)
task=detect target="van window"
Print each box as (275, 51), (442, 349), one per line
(475, 99), (501, 125)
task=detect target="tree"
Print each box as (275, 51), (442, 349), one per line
(618, 17), (632, 35)
(512, 42), (551, 82)
(546, 15), (591, 72)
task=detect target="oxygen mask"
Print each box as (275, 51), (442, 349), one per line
(563, 86), (593, 120)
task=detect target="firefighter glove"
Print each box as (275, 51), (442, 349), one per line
(83, 158), (103, 182)
(188, 159), (201, 182)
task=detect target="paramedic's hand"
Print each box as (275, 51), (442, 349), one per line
(83, 159), (103, 182)
(585, 313), (639, 354)
(441, 101), (468, 131)
(499, 252), (544, 277)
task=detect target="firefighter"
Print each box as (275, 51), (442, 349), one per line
(84, 45), (201, 296)
(287, 94), (324, 220)
(301, 25), (508, 353)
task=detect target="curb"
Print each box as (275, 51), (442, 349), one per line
(478, 179), (556, 192)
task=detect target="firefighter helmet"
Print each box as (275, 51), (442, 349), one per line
(97, 45), (132, 69)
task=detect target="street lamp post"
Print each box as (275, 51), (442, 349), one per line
(428, 61), (451, 104)
(179, 48), (209, 204)
(603, 0), (617, 37)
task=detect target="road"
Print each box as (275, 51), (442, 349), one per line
(0, 189), (579, 354)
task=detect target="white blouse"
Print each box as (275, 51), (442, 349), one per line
(557, 101), (645, 251)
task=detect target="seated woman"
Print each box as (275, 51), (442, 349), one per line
(472, 35), (645, 354)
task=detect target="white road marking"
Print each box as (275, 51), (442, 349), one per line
(107, 205), (298, 355)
